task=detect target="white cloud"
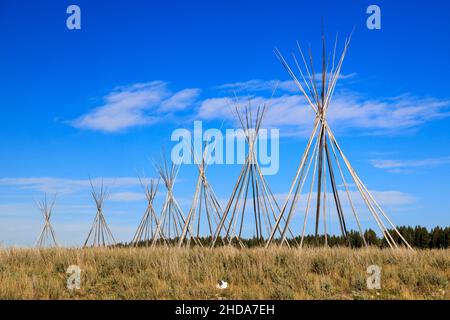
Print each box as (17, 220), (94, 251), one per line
(370, 157), (450, 173)
(70, 81), (200, 133)
(109, 191), (146, 202)
(0, 177), (143, 194)
(363, 190), (416, 206)
(327, 94), (450, 134)
(196, 91), (450, 136)
(159, 88), (200, 112)
(0, 211), (139, 247)
(279, 189), (415, 209)
(214, 188), (415, 219)
(217, 79), (297, 93)
(0, 203), (93, 219)
(217, 75), (356, 93)
(69, 78), (450, 136)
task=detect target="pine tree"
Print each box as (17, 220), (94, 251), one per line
(414, 226), (431, 248)
(364, 229), (379, 246)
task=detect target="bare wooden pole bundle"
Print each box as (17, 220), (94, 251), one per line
(132, 177), (160, 247)
(152, 155), (190, 246)
(211, 102), (296, 247)
(178, 142), (228, 247)
(83, 179), (116, 248)
(35, 194), (58, 247)
(266, 33), (413, 250)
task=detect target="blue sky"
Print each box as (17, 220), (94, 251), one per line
(0, 0), (449, 246)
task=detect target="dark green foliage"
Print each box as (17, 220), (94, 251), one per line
(413, 226), (431, 248)
(364, 229), (379, 246)
(118, 226), (449, 249)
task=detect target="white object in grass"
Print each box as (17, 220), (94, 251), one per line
(216, 280), (228, 289)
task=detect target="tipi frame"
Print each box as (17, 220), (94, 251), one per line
(35, 194), (58, 247)
(152, 155), (192, 246)
(83, 180), (116, 247)
(266, 34), (413, 249)
(178, 142), (234, 247)
(211, 103), (297, 247)
(132, 177), (161, 247)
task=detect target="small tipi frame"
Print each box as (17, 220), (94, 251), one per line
(132, 177), (160, 247)
(36, 194), (58, 247)
(178, 142), (229, 247)
(152, 155), (189, 245)
(83, 179), (116, 247)
(266, 33), (413, 249)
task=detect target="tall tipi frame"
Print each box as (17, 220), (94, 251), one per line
(131, 177), (160, 247)
(83, 180), (116, 247)
(266, 34), (413, 249)
(211, 103), (296, 247)
(36, 194), (58, 247)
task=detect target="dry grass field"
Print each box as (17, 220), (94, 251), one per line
(0, 247), (448, 300)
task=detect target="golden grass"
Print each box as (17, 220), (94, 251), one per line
(0, 247), (448, 300)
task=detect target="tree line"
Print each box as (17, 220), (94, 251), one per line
(122, 226), (450, 249)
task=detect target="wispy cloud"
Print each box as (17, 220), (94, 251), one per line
(370, 157), (450, 173)
(217, 76), (357, 93)
(328, 94), (450, 135)
(295, 190), (416, 208)
(197, 91), (450, 136)
(0, 177), (143, 194)
(197, 95), (313, 136)
(215, 188), (415, 216)
(217, 79), (297, 93)
(70, 81), (200, 133)
(360, 190), (416, 206)
(69, 79), (450, 136)
(159, 88), (200, 112)
(109, 191), (146, 202)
